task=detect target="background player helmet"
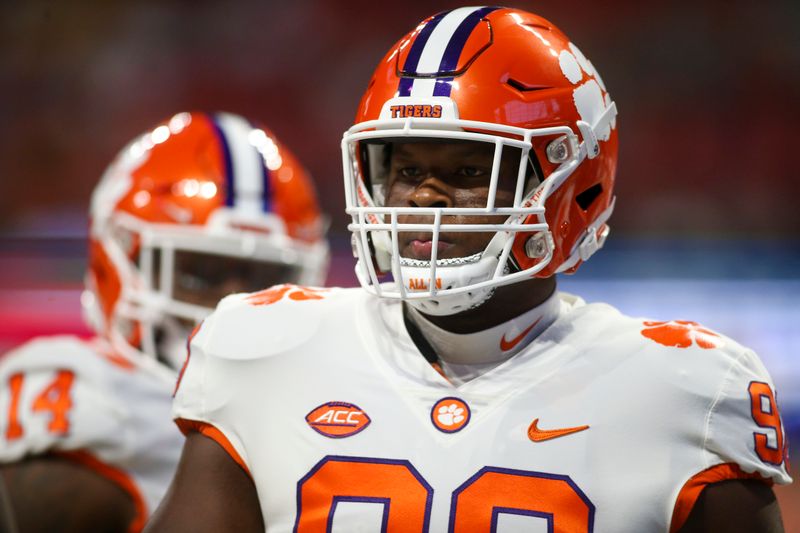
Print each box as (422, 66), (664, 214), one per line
(83, 111), (329, 368)
(342, 7), (618, 315)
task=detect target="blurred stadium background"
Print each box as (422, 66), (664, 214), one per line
(1, 0), (798, 524)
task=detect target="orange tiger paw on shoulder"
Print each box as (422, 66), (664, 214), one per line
(640, 320), (724, 350)
(245, 284), (328, 306)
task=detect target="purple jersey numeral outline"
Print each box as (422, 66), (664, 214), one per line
(294, 455), (433, 533)
(448, 466), (595, 533)
(748, 380), (786, 466)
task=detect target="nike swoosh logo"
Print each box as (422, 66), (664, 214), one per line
(500, 317), (542, 351)
(528, 418), (590, 442)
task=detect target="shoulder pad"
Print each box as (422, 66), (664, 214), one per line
(196, 285), (354, 361)
(638, 319), (740, 351)
(2, 336), (100, 371)
(571, 301), (748, 356)
(705, 346), (790, 484)
(1, 335), (151, 376)
(563, 304), (755, 378)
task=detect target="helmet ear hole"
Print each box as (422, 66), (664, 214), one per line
(575, 183), (603, 211)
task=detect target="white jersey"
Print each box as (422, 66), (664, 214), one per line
(0, 335), (183, 531)
(174, 285), (791, 533)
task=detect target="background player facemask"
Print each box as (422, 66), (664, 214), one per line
(86, 208), (324, 369)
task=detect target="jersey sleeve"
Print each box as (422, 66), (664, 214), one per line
(171, 294), (259, 475)
(0, 337), (130, 462)
(0, 335), (184, 527)
(669, 347), (792, 532)
(704, 348), (791, 483)
(172, 285), (335, 476)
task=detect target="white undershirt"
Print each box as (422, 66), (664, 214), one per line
(406, 291), (561, 385)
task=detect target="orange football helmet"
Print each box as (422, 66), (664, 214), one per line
(342, 7), (618, 315)
(83, 111), (329, 367)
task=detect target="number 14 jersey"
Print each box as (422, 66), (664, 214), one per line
(173, 285), (791, 532)
(0, 336), (183, 531)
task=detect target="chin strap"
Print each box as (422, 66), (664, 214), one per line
(556, 196), (615, 274)
(576, 101), (617, 160)
(401, 228), (510, 316)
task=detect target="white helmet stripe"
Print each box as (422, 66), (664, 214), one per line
(409, 6), (488, 98)
(214, 112), (266, 215)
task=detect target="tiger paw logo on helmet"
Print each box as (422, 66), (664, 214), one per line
(246, 284), (327, 306)
(641, 320), (724, 349)
(558, 42), (616, 145)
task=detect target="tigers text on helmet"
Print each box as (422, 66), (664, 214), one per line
(84, 111), (329, 368)
(342, 7), (618, 316)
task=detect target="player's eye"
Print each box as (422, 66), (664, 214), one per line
(399, 167), (423, 178)
(456, 166), (486, 178)
(175, 272), (210, 292)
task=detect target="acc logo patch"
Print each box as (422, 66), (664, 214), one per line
(305, 402), (371, 438)
(431, 397), (471, 433)
(641, 320), (724, 349)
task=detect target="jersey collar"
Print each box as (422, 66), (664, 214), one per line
(405, 291), (561, 384)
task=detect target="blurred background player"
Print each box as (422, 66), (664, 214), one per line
(150, 7), (789, 532)
(0, 111), (329, 532)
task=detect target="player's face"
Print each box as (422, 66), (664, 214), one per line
(383, 141), (521, 260)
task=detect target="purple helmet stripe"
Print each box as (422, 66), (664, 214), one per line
(246, 119), (273, 213)
(398, 11), (448, 97)
(209, 115), (235, 207)
(432, 78), (454, 97)
(432, 6), (498, 97)
(260, 156), (272, 213)
(437, 6), (498, 73)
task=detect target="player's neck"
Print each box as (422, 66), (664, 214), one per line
(416, 276), (557, 334)
(403, 285), (561, 383)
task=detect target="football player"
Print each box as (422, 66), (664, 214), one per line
(149, 8), (791, 533)
(0, 111), (329, 532)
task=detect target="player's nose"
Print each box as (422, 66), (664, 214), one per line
(408, 176), (453, 209)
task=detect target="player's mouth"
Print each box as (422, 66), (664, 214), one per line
(401, 236), (454, 261)
(410, 239), (453, 258)
(399, 233), (454, 261)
